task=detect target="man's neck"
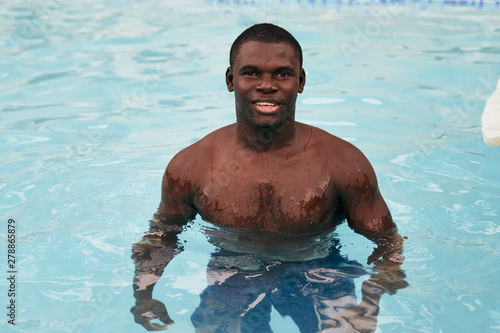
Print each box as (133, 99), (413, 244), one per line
(235, 119), (297, 152)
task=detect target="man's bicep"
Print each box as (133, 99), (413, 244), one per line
(356, 187), (394, 233)
(339, 154), (395, 233)
(158, 157), (196, 221)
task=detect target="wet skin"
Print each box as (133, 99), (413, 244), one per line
(159, 41), (395, 235)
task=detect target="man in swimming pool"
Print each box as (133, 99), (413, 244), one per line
(131, 23), (407, 332)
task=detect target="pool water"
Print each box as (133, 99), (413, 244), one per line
(1, 0), (500, 332)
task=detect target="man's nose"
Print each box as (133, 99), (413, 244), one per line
(256, 74), (277, 93)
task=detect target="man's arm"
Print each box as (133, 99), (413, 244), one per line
(338, 148), (407, 295)
(330, 146), (408, 332)
(131, 154), (197, 331)
(336, 147), (406, 277)
(131, 213), (191, 331)
(338, 146), (395, 234)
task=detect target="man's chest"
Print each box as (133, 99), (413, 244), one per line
(191, 157), (341, 233)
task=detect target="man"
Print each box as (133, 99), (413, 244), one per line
(132, 23), (407, 332)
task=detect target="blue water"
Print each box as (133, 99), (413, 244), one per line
(1, 0), (500, 332)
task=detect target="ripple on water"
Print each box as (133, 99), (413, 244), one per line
(41, 288), (93, 302)
(301, 97), (346, 105)
(1, 190), (26, 209)
(447, 200), (500, 235)
(4, 134), (51, 146)
(361, 98), (383, 105)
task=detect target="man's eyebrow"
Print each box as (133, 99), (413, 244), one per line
(274, 66), (296, 74)
(238, 65), (296, 74)
(238, 65), (259, 73)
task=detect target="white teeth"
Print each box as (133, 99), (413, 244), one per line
(256, 102), (276, 106)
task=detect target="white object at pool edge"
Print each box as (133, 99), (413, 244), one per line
(481, 78), (500, 146)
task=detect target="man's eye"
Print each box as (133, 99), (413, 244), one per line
(277, 72), (291, 77)
(243, 71), (257, 76)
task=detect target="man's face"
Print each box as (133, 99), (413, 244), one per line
(226, 41), (305, 129)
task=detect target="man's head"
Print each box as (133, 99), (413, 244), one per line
(225, 24), (306, 133)
(229, 23), (303, 69)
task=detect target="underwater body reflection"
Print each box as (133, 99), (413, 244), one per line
(131, 214), (408, 332)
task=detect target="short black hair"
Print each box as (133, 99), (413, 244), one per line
(229, 23), (303, 68)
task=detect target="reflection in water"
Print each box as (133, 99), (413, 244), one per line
(131, 215), (408, 332)
(191, 248), (365, 333)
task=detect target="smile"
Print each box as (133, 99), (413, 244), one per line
(253, 101), (280, 114)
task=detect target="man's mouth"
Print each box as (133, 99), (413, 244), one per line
(253, 101), (280, 114)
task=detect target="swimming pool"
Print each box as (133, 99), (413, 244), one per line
(1, 0), (500, 332)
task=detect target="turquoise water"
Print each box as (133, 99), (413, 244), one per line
(1, 0), (500, 332)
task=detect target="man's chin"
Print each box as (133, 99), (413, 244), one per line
(253, 111), (293, 126)
(252, 117), (286, 130)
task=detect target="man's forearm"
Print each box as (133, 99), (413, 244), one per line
(132, 216), (187, 302)
(361, 231), (408, 297)
(325, 231), (408, 332)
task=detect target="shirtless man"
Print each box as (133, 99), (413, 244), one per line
(132, 24), (407, 332)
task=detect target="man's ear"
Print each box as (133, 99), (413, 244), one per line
(298, 68), (306, 94)
(226, 67), (234, 92)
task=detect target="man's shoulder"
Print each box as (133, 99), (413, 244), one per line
(167, 124), (234, 173)
(179, 124), (233, 153)
(298, 122), (372, 172)
(299, 122), (361, 154)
